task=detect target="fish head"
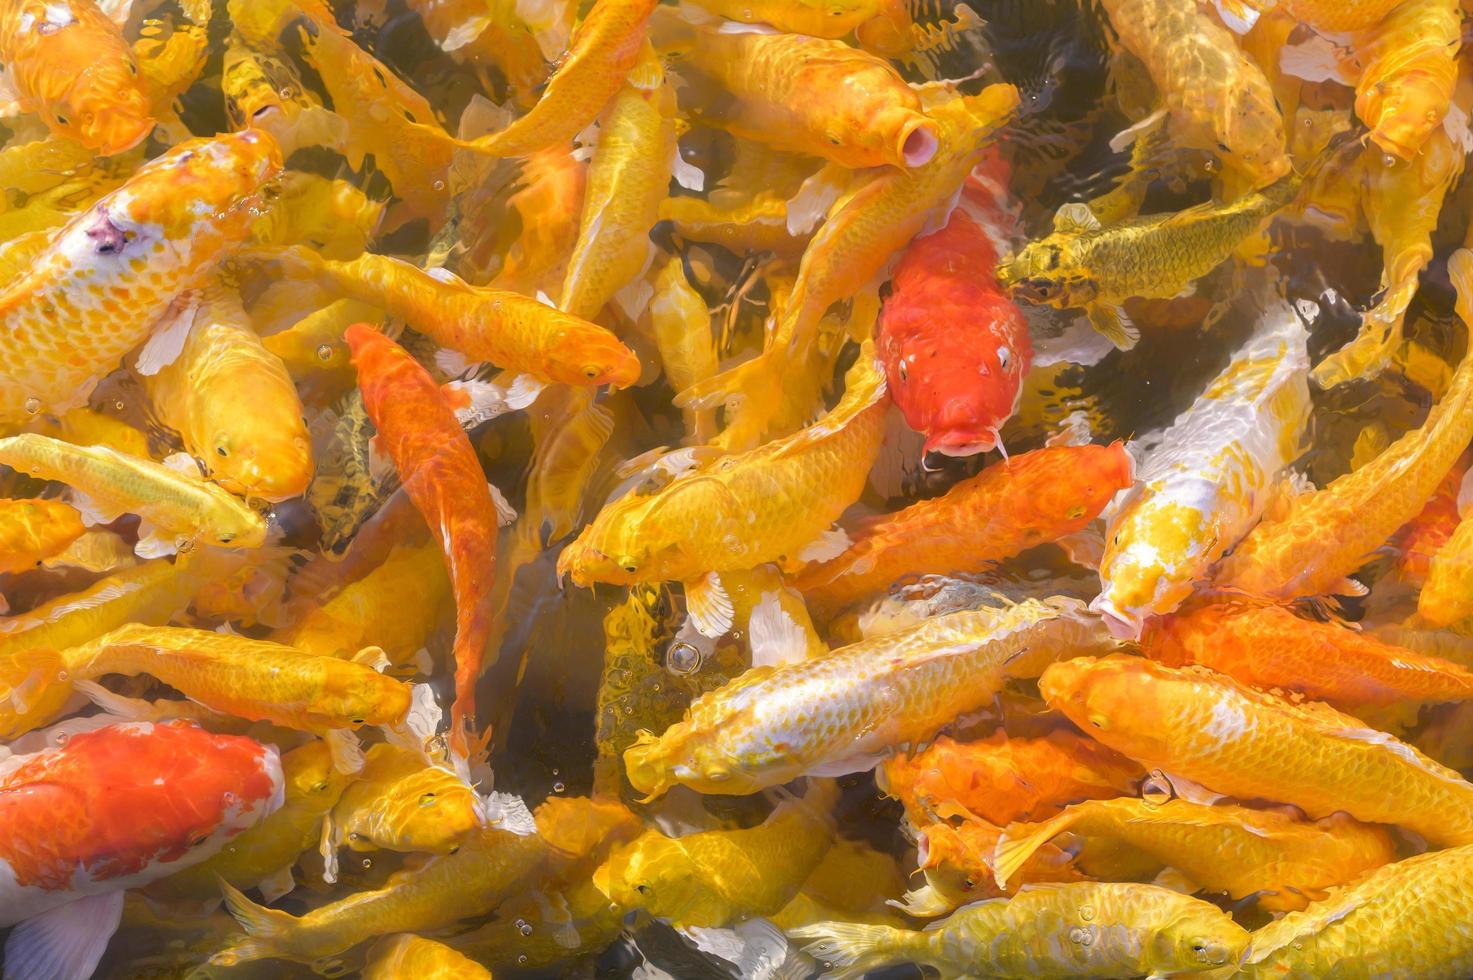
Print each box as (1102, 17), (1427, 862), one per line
(1214, 100), (1290, 188)
(540, 322), (643, 389)
(914, 824), (1000, 904)
(622, 724), (763, 800)
(596, 837), (711, 923)
(310, 665), (413, 729)
(116, 129), (284, 245)
(374, 768), (481, 853)
(1359, 69), (1447, 163)
(281, 739), (353, 806)
(203, 509), (270, 550)
(1037, 655), (1169, 754)
(47, 45), (154, 154)
(996, 243), (1096, 308)
(556, 517), (659, 588)
(1149, 902), (1251, 973)
(206, 421), (315, 503)
(1094, 489), (1216, 638)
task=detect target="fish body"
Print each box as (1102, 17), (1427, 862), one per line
(1354, 0), (1461, 160)
(143, 283), (313, 501)
(346, 324), (498, 762)
(468, 0), (659, 157)
(906, 817), (1082, 914)
(559, 45), (674, 320)
(622, 600), (1112, 799)
(492, 146), (586, 296)
(1217, 249), (1473, 599)
(879, 175), (1030, 456)
(267, 249), (640, 387)
(0, 0), (154, 152)
(1393, 453), (1468, 585)
(0, 434), (266, 554)
(1093, 297), (1311, 635)
(684, 0), (883, 36)
(688, 28), (937, 170)
(145, 739), (354, 904)
(0, 129), (281, 422)
(1421, 511), (1473, 626)
(1000, 174), (1302, 348)
(994, 797), (1396, 912)
(448, 875), (623, 970)
(329, 743), (481, 854)
(879, 730), (1143, 827)
(251, 172), (385, 260)
(0, 721), (282, 980)
(363, 933), (492, 979)
(648, 256), (718, 443)
(1235, 844), (1473, 978)
(559, 344), (888, 634)
(1147, 601), (1473, 705)
(797, 443), (1133, 617)
(593, 779), (838, 928)
(1041, 655), (1473, 846)
(221, 34), (345, 157)
(0, 498), (84, 573)
(1098, 0), (1287, 186)
(791, 881), (1248, 979)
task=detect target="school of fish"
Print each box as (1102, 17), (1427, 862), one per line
(3, 0), (1473, 978)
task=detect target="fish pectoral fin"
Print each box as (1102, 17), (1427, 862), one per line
(748, 590), (807, 667)
(161, 451), (204, 478)
(67, 489), (123, 527)
(1085, 304), (1140, 351)
(1331, 576), (1370, 597)
(488, 481), (519, 527)
(324, 727), (366, 775)
(255, 865), (297, 904)
(1106, 108), (1168, 155)
(805, 750), (892, 778)
(134, 292), (200, 376)
(684, 572), (734, 639)
(3, 888), (125, 980)
(1052, 201), (1105, 234)
(1150, 866), (1201, 895)
(133, 524), (181, 560)
(1054, 525), (1106, 570)
(349, 645), (391, 670)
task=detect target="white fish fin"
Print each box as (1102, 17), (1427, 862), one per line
(1054, 525), (1106, 570)
(133, 525), (180, 560)
(626, 48), (664, 92)
(0, 69), (21, 115)
(1212, 0), (1258, 32)
(787, 164), (847, 236)
(447, 379), (511, 428)
(504, 374), (546, 410)
(67, 489), (122, 527)
(535, 289), (556, 306)
(458, 94), (513, 140)
(1052, 201), (1104, 234)
(1045, 410), (1094, 447)
(324, 727), (366, 775)
(161, 451), (203, 477)
(796, 527), (852, 564)
(1456, 465), (1473, 518)
(134, 294), (199, 376)
(1151, 866), (1201, 895)
(516, 0), (569, 59)
(319, 814), (340, 885)
(1030, 314), (1116, 368)
(488, 481), (518, 526)
(437, 13), (491, 51)
(805, 751), (892, 778)
(482, 791), (537, 836)
(1086, 304), (1139, 351)
(869, 404), (925, 499)
(1279, 34), (1355, 85)
(672, 145), (704, 192)
(1445, 103), (1473, 155)
(3, 890), (125, 980)
(74, 679), (163, 721)
(349, 645), (391, 671)
(1107, 109), (1167, 154)
(685, 572), (733, 639)
(892, 883), (957, 917)
(434, 347), (484, 378)
(411, 647), (434, 675)
(98, 0), (134, 25)
(679, 926), (745, 966)
(531, 889), (580, 949)
(256, 864), (297, 904)
(405, 683), (443, 746)
(716, 19), (779, 34)
(748, 591), (807, 667)
(613, 262), (656, 321)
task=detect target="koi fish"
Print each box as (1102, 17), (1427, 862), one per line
(491, 146), (587, 297)
(346, 323), (499, 764)
(143, 283), (314, 502)
(221, 33), (346, 157)
(251, 172), (385, 260)
(0, 721), (283, 980)
(1093, 295), (1311, 636)
(447, 876), (625, 971)
(593, 779), (838, 928)
(623, 599), (1112, 799)
(0, 498), (84, 574)
(0, 129), (281, 423)
(796, 443), (1133, 618)
(995, 797), (1397, 912)
(677, 26), (939, 171)
(648, 256), (719, 444)
(1041, 655), (1473, 847)
(1391, 452), (1469, 585)
(145, 738), (355, 907)
(683, 0), (884, 37)
(327, 743), (481, 857)
(1233, 844), (1473, 978)
(466, 0), (659, 157)
(1216, 249), (1473, 599)
(900, 817), (1082, 917)
(363, 934), (493, 980)
(252, 247), (641, 388)
(0, 0), (155, 153)
(878, 173), (1030, 456)
(1354, 0), (1461, 160)
(999, 170), (1307, 349)
(559, 342), (888, 638)
(1147, 601), (1473, 705)
(0, 434), (267, 556)
(791, 881), (1248, 979)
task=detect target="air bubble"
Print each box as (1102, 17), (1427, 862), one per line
(667, 641), (702, 675)
(361, 858), (372, 869)
(1078, 905), (1095, 921)
(552, 781), (565, 793)
(22, 397), (40, 416)
(317, 344), (333, 361)
(516, 918), (533, 937)
(433, 179), (446, 191)
(1141, 770), (1173, 806)
(56, 670), (69, 682)
(517, 955), (529, 965)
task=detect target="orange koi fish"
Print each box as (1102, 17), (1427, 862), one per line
(0, 129), (282, 424)
(0, 498), (84, 574)
(1354, 0), (1461, 161)
(346, 323), (499, 765)
(1391, 451), (1469, 585)
(796, 443), (1133, 618)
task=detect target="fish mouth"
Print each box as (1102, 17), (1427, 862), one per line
(923, 431), (998, 459)
(898, 118), (939, 169)
(1088, 594), (1143, 640)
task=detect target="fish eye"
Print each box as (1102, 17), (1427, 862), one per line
(216, 445), (229, 456)
(218, 533), (235, 544)
(56, 114), (69, 126)
(617, 556), (638, 573)
(418, 792), (437, 807)
(997, 346), (1011, 370)
(897, 360), (908, 383)
(583, 365), (601, 379)
(635, 883), (652, 895)
(311, 780), (330, 792)
(350, 717), (365, 725)
(1042, 248), (1061, 271)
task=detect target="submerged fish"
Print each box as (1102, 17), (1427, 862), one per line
(0, 498), (84, 574)
(327, 743), (481, 857)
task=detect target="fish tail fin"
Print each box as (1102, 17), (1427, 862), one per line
(788, 921), (919, 979)
(0, 646), (71, 739)
(215, 878), (301, 964)
(992, 810), (1081, 890)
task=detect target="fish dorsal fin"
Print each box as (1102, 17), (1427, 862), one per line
(1052, 202), (1101, 234)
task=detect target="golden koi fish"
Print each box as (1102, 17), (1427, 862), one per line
(327, 743), (481, 856)
(363, 934), (492, 980)
(1354, 0), (1460, 160)
(0, 498), (83, 574)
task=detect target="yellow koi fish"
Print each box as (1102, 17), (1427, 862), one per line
(327, 743), (481, 856)
(0, 129), (281, 423)
(1217, 249), (1473, 599)
(623, 599), (1112, 799)
(251, 172), (385, 260)
(363, 934), (492, 980)
(559, 342), (888, 638)
(143, 283), (314, 502)
(221, 33), (346, 157)
(0, 434), (267, 556)
(1353, 0), (1461, 160)
(1093, 293), (1311, 636)
(0, 498), (83, 574)
(491, 146), (587, 297)
(791, 881), (1248, 979)
(684, 0), (884, 37)
(648, 256), (718, 443)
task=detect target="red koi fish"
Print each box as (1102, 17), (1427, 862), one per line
(345, 323), (498, 768)
(0, 721), (283, 980)
(877, 162), (1031, 457)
